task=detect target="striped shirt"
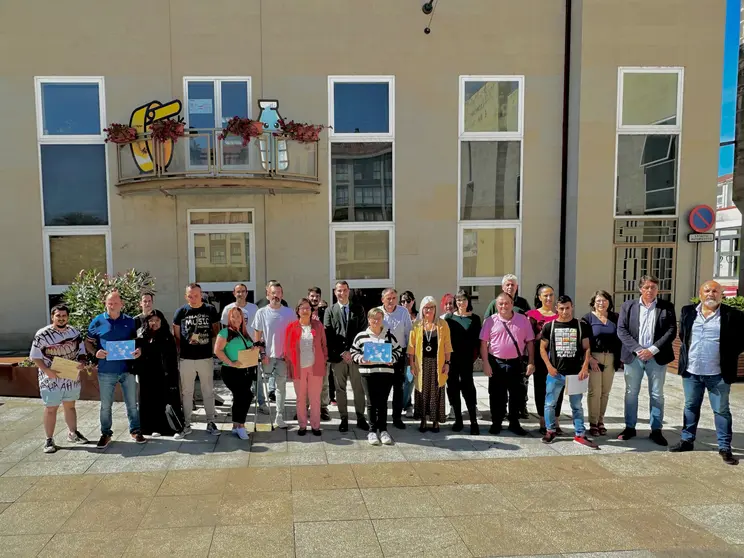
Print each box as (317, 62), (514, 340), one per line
(350, 327), (403, 375)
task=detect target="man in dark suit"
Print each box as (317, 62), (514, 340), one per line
(616, 275), (677, 446)
(324, 280), (369, 432)
(670, 280), (743, 465)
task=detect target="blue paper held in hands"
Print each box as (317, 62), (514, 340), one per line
(363, 342), (392, 364)
(105, 340), (136, 361)
(405, 365), (414, 382)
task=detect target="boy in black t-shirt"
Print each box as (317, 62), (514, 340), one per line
(539, 295), (599, 449)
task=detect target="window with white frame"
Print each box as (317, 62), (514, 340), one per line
(183, 77), (251, 168)
(714, 227), (740, 280)
(717, 178), (733, 209)
(188, 210), (255, 292)
(615, 68), (683, 217)
(35, 77), (112, 297)
(458, 76), (523, 286)
(328, 76), (395, 289)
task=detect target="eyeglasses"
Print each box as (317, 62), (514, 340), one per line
(401, 299), (412, 303)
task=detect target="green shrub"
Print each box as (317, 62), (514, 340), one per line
(689, 296), (744, 311)
(62, 269), (156, 331)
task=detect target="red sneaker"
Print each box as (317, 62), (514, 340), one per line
(574, 435), (599, 450)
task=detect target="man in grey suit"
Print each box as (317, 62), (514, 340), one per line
(616, 275), (677, 446)
(324, 281), (369, 433)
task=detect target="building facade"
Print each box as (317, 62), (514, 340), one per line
(715, 173), (741, 294)
(0, 0), (725, 349)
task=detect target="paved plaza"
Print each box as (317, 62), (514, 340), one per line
(0, 371), (743, 557)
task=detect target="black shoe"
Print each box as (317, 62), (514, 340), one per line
(269, 391), (276, 402)
(720, 449), (739, 466)
(520, 409), (530, 420)
(508, 422), (528, 436)
(470, 423), (480, 435)
(419, 420), (427, 433)
(617, 427), (637, 441)
(393, 419), (406, 430)
(669, 441), (694, 452)
(320, 409), (331, 421)
(357, 418), (369, 431)
(489, 424), (502, 435)
(298, 428), (307, 436)
(312, 428), (322, 436)
(431, 425), (440, 433)
(452, 421), (464, 433)
(339, 418), (348, 433)
(96, 434), (112, 450)
(649, 429), (668, 447)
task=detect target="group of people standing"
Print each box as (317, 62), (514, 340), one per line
(29, 273), (742, 465)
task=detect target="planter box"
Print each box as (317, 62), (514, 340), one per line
(669, 338), (744, 379)
(0, 365), (124, 402)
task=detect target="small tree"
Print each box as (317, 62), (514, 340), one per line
(62, 269), (156, 331)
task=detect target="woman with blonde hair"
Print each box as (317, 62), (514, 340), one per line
(408, 296), (452, 432)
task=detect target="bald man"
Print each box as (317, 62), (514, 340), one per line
(671, 280), (744, 465)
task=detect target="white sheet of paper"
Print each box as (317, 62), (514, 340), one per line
(566, 375), (589, 395)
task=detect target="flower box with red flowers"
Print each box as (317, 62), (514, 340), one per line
(104, 124), (137, 144)
(219, 117), (265, 146)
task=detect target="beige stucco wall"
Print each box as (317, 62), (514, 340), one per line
(570, 0), (725, 310)
(0, 0), (724, 347)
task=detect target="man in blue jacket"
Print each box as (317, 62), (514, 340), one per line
(616, 275), (677, 446)
(670, 280), (744, 465)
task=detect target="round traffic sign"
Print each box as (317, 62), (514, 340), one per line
(688, 205), (715, 233)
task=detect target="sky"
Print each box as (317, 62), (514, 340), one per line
(718, 0), (740, 176)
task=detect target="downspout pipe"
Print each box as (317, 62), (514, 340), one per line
(558, 0), (572, 295)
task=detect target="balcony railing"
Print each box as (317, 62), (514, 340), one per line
(114, 129), (319, 190)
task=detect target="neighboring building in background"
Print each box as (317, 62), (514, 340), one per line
(715, 174), (741, 295)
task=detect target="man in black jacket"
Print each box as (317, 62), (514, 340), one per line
(324, 281), (369, 432)
(616, 275), (677, 446)
(670, 280), (743, 465)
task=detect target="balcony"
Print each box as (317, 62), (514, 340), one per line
(114, 129), (320, 196)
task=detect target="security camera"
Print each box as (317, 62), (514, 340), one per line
(422, 2), (433, 15)
(424, 26), (431, 34)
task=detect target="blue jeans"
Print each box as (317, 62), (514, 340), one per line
(681, 373), (733, 451)
(99, 372), (140, 436)
(545, 374), (586, 436)
(623, 358), (667, 431)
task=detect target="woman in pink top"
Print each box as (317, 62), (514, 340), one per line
(526, 284), (564, 434)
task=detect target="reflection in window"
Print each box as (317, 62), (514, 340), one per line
(49, 235), (107, 285)
(41, 83), (101, 135)
(616, 135), (677, 216)
(333, 82), (390, 134)
(194, 232), (251, 284)
(462, 80), (520, 133)
(460, 141), (520, 220)
(41, 145), (108, 226)
(461, 228), (516, 279)
(332, 143), (393, 222)
(334, 230), (389, 280)
(621, 72), (679, 127)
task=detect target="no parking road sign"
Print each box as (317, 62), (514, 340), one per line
(688, 204), (715, 233)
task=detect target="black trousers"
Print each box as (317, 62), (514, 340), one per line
(360, 373), (394, 432)
(533, 358), (563, 418)
(488, 355), (525, 424)
(221, 366), (255, 424)
(446, 358), (478, 424)
(391, 359), (405, 421)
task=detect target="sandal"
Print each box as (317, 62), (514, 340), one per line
(589, 425), (600, 437)
(598, 423), (607, 436)
(555, 425), (565, 436)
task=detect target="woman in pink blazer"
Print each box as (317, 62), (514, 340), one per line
(285, 298), (328, 435)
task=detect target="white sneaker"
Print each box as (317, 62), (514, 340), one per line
(258, 403), (270, 415)
(367, 432), (381, 446)
(173, 431), (185, 440)
(235, 427), (250, 440)
(405, 407), (414, 419)
(151, 432), (161, 438)
(182, 426), (192, 436)
(379, 431), (393, 445)
(275, 415), (287, 429)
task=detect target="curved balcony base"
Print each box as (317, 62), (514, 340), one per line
(116, 176), (320, 197)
